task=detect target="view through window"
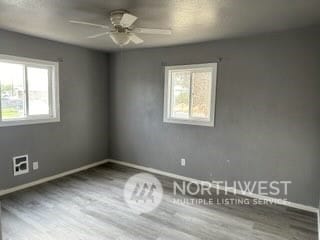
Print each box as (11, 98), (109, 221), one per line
(164, 63), (217, 127)
(0, 55), (59, 126)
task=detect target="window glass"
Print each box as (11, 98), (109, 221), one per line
(0, 62), (26, 120)
(171, 71), (190, 119)
(164, 63), (217, 127)
(27, 67), (50, 115)
(0, 55), (59, 127)
(191, 71), (211, 119)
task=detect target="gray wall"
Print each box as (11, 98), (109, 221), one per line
(109, 26), (320, 207)
(0, 29), (109, 190)
(0, 26), (319, 208)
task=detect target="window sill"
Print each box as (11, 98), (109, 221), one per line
(163, 118), (214, 127)
(0, 117), (60, 127)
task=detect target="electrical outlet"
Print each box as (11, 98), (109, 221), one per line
(181, 158), (186, 166)
(33, 161), (39, 170)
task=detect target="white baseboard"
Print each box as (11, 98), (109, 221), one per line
(0, 159), (109, 197)
(108, 159), (319, 214)
(318, 208), (320, 240)
(0, 201), (2, 240)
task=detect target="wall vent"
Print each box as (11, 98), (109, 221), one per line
(13, 155), (29, 176)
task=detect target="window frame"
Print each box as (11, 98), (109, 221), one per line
(163, 63), (217, 127)
(0, 54), (60, 127)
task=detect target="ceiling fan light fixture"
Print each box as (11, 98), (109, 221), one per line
(110, 32), (130, 46)
(69, 9), (172, 47)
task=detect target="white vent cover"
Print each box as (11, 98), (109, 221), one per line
(13, 155), (29, 176)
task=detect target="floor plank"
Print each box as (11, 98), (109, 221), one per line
(1, 163), (318, 240)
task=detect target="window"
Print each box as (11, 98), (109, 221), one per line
(163, 63), (217, 127)
(0, 54), (60, 127)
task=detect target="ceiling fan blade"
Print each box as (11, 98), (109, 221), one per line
(129, 33), (144, 44)
(133, 28), (172, 35)
(69, 20), (109, 29)
(120, 13), (138, 28)
(87, 32), (110, 39)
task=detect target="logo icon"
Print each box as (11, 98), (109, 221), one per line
(124, 173), (163, 214)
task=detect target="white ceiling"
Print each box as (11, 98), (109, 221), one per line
(0, 0), (320, 51)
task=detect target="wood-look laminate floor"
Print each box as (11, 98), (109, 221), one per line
(1, 163), (318, 240)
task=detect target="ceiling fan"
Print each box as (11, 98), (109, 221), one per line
(69, 9), (172, 47)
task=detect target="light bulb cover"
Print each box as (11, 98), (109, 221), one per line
(110, 32), (130, 46)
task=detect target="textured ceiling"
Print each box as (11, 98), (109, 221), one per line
(0, 0), (320, 51)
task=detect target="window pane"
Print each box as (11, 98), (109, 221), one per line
(27, 67), (49, 115)
(0, 62), (26, 120)
(171, 71), (190, 119)
(191, 71), (211, 119)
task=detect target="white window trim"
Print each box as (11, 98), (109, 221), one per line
(0, 54), (60, 127)
(163, 63), (217, 127)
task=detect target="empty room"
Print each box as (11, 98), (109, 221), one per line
(0, 0), (319, 239)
